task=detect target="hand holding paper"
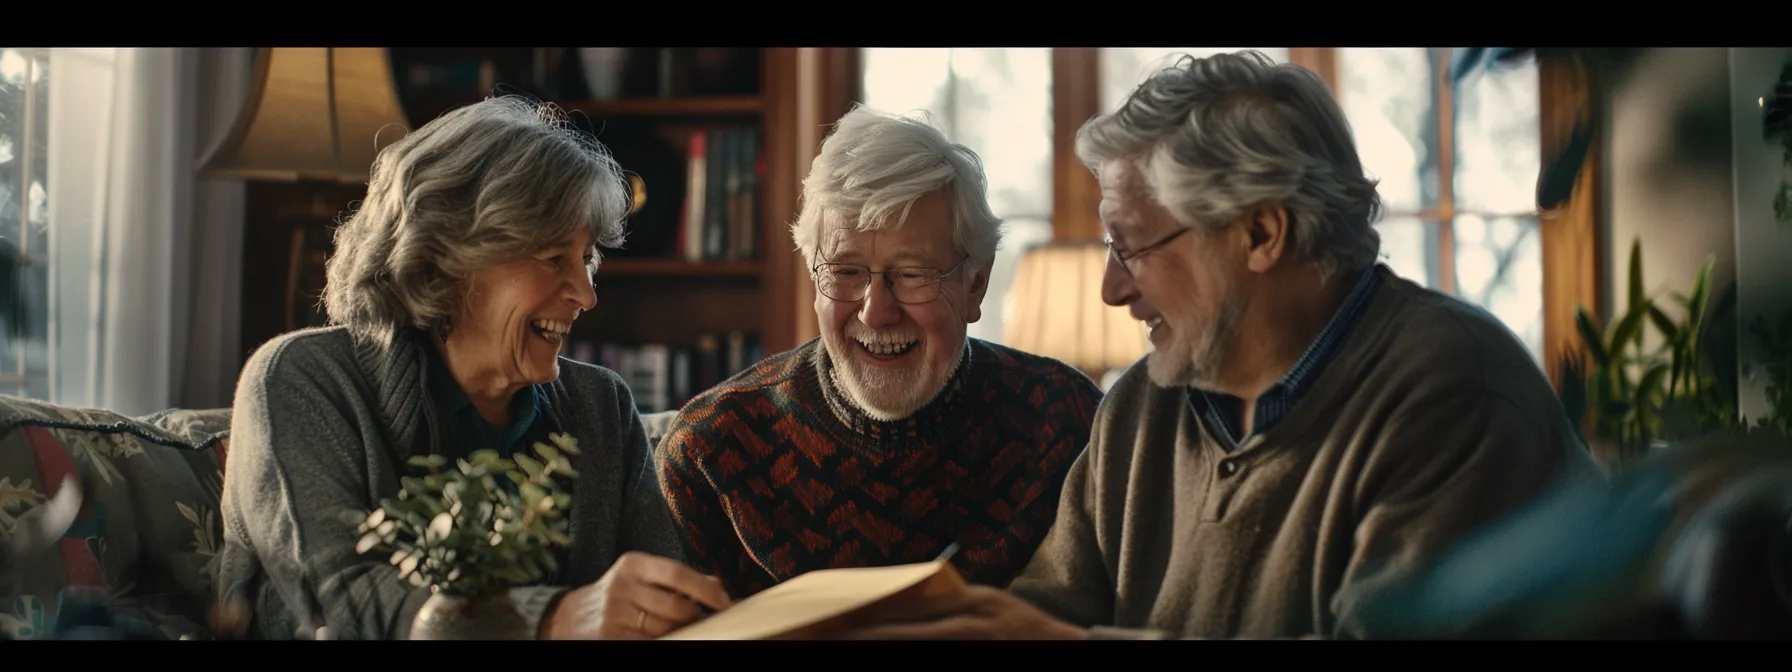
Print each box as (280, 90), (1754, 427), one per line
(659, 542), (1086, 640)
(658, 558), (967, 640)
(544, 551), (732, 640)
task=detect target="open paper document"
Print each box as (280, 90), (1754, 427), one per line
(660, 559), (966, 640)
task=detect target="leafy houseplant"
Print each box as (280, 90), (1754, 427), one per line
(349, 432), (581, 640)
(1747, 311), (1792, 434)
(1764, 58), (1791, 226)
(1557, 238), (1739, 468)
(1754, 58), (1792, 430)
(1552, 54), (1792, 460)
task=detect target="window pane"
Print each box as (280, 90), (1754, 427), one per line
(949, 48), (1053, 219)
(1454, 214), (1544, 363)
(1454, 55), (1541, 215)
(861, 49), (1054, 348)
(1374, 216), (1435, 288)
(0, 49), (24, 249)
(1337, 48), (1437, 213)
(1099, 48), (1289, 112)
(861, 48), (953, 137)
(861, 48), (1051, 220)
(0, 47), (49, 399)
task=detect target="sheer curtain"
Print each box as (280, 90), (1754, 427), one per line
(37, 47), (250, 415)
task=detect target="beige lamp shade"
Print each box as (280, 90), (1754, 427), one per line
(1002, 242), (1149, 373)
(199, 48), (410, 183)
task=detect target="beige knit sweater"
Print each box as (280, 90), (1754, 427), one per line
(1007, 267), (1601, 639)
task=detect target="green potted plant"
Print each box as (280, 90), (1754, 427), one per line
(1557, 237), (1740, 468)
(348, 432), (580, 640)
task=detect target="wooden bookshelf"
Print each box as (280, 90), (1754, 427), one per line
(548, 49), (778, 364)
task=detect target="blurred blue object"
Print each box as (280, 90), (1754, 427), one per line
(49, 589), (162, 640)
(1346, 429), (1792, 639)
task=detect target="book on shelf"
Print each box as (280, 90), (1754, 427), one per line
(566, 331), (765, 414)
(676, 125), (761, 263)
(582, 118), (759, 265)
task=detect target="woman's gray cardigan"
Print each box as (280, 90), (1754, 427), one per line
(216, 326), (684, 639)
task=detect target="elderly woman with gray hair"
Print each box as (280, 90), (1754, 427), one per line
(217, 96), (731, 641)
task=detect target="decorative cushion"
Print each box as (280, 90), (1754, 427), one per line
(642, 409), (680, 448)
(0, 395), (230, 640)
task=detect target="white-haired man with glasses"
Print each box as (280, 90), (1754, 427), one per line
(654, 105), (1104, 601)
(831, 51), (1598, 640)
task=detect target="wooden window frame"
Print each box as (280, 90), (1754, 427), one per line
(766, 47), (862, 349)
(1050, 47), (1601, 387)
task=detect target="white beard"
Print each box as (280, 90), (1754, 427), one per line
(828, 326), (961, 422)
(1147, 290), (1246, 389)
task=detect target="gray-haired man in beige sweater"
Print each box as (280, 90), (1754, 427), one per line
(836, 50), (1600, 640)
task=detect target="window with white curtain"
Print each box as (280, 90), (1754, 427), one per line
(1, 47), (123, 405)
(860, 48), (1056, 346)
(0, 48), (50, 400)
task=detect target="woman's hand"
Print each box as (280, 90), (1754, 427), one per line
(539, 551), (733, 640)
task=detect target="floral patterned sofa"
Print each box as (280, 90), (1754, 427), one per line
(0, 394), (231, 640)
(0, 398), (679, 641)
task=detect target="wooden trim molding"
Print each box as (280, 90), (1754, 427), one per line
(1538, 55), (1603, 387)
(760, 47), (861, 351)
(1432, 48), (1459, 296)
(1288, 47), (1338, 94)
(759, 48), (804, 355)
(1052, 48), (1104, 242)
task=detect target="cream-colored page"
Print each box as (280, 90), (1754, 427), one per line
(660, 561), (950, 640)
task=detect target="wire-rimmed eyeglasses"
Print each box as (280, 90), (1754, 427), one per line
(811, 254), (970, 304)
(1104, 226), (1195, 277)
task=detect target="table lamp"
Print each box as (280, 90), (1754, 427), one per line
(198, 47), (410, 184)
(197, 47), (411, 331)
(1002, 242), (1149, 386)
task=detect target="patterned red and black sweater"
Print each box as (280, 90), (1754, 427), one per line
(655, 337), (1103, 599)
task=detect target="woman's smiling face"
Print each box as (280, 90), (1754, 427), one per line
(444, 228), (599, 389)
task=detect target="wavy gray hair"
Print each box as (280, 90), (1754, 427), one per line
(791, 105), (1002, 271)
(322, 95), (632, 351)
(1076, 50), (1383, 283)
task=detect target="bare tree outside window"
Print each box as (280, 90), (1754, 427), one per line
(0, 47), (117, 405)
(1337, 47), (1544, 363)
(0, 47), (49, 399)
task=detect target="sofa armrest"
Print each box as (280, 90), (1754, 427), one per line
(640, 410), (680, 449)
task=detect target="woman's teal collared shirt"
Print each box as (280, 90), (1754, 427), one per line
(423, 344), (547, 460)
